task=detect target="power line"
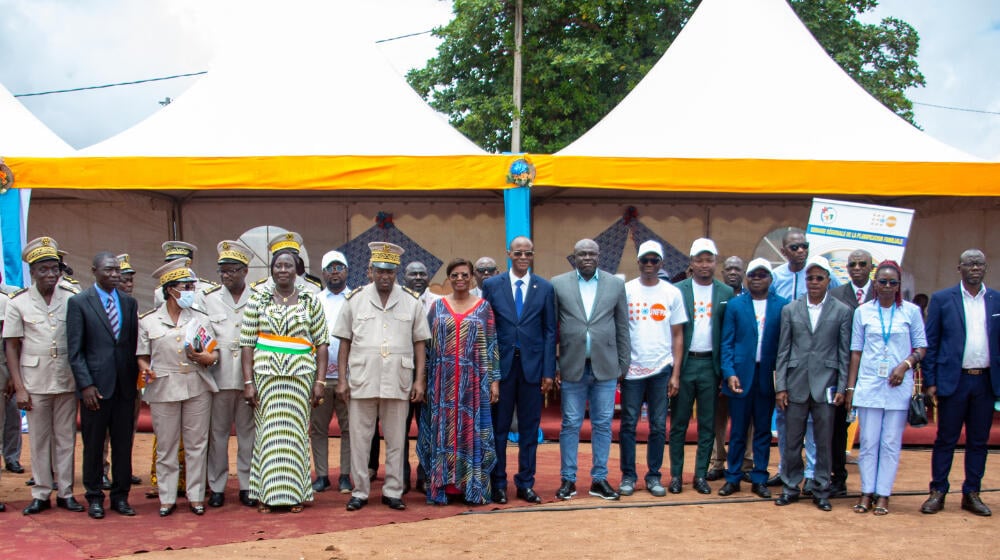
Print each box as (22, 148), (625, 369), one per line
(13, 71), (207, 98)
(375, 29), (434, 43)
(913, 101), (1000, 116)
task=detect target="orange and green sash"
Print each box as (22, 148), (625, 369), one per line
(255, 333), (314, 355)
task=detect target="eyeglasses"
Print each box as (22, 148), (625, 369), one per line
(476, 267), (498, 274)
(217, 267), (246, 276)
(847, 261), (870, 268)
(323, 264), (346, 272)
(510, 250), (534, 258)
(639, 257), (662, 265)
(449, 272), (471, 279)
(747, 271), (770, 279)
(876, 279), (900, 287)
(805, 275), (827, 282)
(786, 243), (809, 252)
(960, 261), (987, 269)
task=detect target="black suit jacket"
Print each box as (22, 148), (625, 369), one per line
(67, 286), (140, 400)
(830, 282), (874, 311)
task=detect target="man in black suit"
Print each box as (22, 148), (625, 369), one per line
(67, 252), (140, 519)
(828, 249), (873, 497)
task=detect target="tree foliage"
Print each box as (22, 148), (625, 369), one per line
(408, 0), (925, 153)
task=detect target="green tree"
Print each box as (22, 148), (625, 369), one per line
(408, 0), (924, 153)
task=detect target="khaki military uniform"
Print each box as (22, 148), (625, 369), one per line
(2, 283), (79, 501)
(196, 284), (255, 493)
(138, 306), (219, 505)
(151, 279), (216, 311)
(332, 283), (431, 500)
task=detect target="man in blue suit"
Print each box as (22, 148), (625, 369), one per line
(718, 258), (788, 499)
(920, 249), (1000, 517)
(482, 236), (556, 504)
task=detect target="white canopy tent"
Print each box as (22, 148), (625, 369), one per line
(0, 82), (73, 157)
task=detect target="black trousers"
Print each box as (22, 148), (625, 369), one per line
(80, 391), (136, 503)
(831, 402), (849, 487)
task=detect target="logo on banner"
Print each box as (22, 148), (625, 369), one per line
(870, 212), (898, 228)
(820, 206), (837, 224)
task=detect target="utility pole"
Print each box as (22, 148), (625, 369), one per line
(511, 0), (523, 153)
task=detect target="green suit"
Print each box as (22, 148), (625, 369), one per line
(669, 278), (733, 479)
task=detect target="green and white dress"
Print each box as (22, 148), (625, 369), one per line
(239, 287), (328, 506)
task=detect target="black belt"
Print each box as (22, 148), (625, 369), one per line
(962, 368), (989, 376)
(688, 351), (713, 359)
(513, 348), (521, 357)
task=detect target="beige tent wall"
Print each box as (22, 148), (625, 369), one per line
(26, 195), (171, 303)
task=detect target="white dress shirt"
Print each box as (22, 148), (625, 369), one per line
(807, 294), (827, 331)
(960, 283), (990, 368)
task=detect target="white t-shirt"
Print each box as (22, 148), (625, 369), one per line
(625, 279), (688, 380)
(688, 281), (714, 352)
(752, 298), (767, 363)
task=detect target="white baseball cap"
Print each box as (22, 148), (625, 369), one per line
(746, 257), (773, 274)
(689, 238), (718, 257)
(637, 240), (664, 259)
(805, 255), (833, 276)
(322, 250), (349, 269)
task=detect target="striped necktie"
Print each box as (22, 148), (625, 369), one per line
(106, 296), (120, 339)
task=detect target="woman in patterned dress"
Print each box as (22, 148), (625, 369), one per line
(418, 258), (500, 505)
(240, 249), (328, 513)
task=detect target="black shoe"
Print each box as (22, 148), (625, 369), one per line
(516, 487), (542, 504)
(189, 504), (206, 515)
(962, 492), (992, 517)
(491, 487), (508, 504)
(704, 468), (724, 481)
(312, 476), (331, 493)
(158, 504), (176, 517)
(751, 484), (772, 499)
(88, 501), (105, 519)
(381, 496), (406, 510)
(0, 503), (5, 512)
(130, 475), (141, 485)
(338, 475), (352, 494)
(765, 474), (783, 487)
(101, 475), (112, 491)
(5, 461), (24, 474)
(814, 497), (832, 511)
(921, 490), (946, 514)
(23, 498), (51, 515)
(774, 493), (799, 506)
(25, 477), (35, 486)
(588, 480), (620, 501)
(801, 478), (815, 498)
(208, 492), (225, 507)
(346, 497), (368, 511)
(830, 483), (848, 498)
(555, 479), (577, 500)
(718, 482), (740, 496)
(110, 500), (136, 516)
(693, 478), (711, 495)
(668, 477), (682, 494)
(239, 490), (258, 507)
(56, 497), (85, 512)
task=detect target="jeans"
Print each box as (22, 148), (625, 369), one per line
(559, 361), (617, 483)
(619, 369), (670, 482)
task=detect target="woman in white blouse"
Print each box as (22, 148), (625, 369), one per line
(844, 260), (926, 516)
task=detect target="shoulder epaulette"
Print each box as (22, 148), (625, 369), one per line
(251, 278), (268, 288)
(9, 287), (28, 299)
(139, 308), (157, 319)
(62, 275), (80, 284)
(344, 287), (363, 300)
(201, 279), (219, 287)
(190, 306), (208, 315)
(59, 283), (80, 294)
(402, 286), (421, 299)
(304, 274), (322, 288)
(202, 284), (222, 295)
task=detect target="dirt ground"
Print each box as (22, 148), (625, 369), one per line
(3, 431), (997, 560)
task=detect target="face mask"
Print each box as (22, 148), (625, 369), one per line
(175, 289), (196, 309)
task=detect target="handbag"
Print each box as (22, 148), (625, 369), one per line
(908, 364), (929, 427)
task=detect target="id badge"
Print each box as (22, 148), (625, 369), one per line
(877, 358), (890, 378)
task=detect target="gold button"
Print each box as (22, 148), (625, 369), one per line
(49, 313), (53, 317)
(177, 349), (182, 353)
(176, 336), (182, 342)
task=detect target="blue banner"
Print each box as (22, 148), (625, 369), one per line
(0, 189), (30, 287)
(503, 186), (531, 252)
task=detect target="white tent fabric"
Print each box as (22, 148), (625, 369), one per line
(82, 0), (484, 157)
(0, 82), (73, 156)
(558, 0), (978, 162)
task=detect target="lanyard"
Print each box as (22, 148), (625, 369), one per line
(877, 303), (895, 347)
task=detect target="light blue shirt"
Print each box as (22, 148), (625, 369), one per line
(577, 269), (600, 358)
(771, 263), (841, 300)
(850, 300), (927, 410)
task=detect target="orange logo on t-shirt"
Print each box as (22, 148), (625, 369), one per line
(649, 303), (667, 321)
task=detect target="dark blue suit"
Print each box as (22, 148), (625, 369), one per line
(482, 272), (557, 490)
(924, 284), (1000, 494)
(720, 291), (788, 485)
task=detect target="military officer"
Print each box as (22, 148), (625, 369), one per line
(250, 232), (322, 296)
(57, 249), (81, 292)
(198, 240), (257, 508)
(3, 236), (86, 515)
(334, 242), (431, 512)
(117, 254), (136, 296)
